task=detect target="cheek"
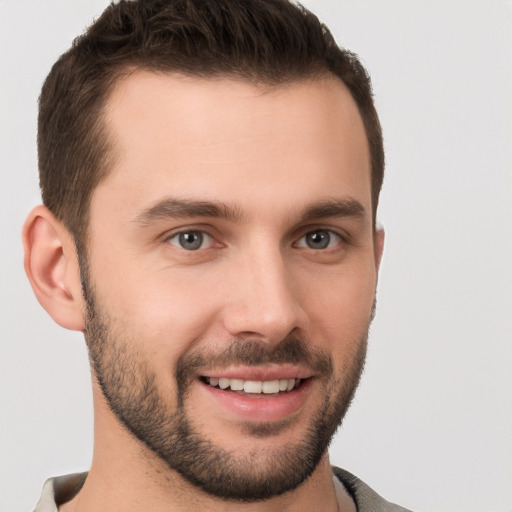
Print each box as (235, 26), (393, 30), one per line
(92, 260), (227, 358)
(297, 259), (377, 345)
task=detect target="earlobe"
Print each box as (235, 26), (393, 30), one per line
(22, 205), (85, 331)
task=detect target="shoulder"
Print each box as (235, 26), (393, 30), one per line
(333, 466), (415, 512)
(33, 473), (87, 512)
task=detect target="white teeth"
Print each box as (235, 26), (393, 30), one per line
(229, 378), (244, 391)
(262, 380), (280, 394)
(206, 377), (301, 393)
(244, 380), (263, 393)
(218, 378), (230, 389)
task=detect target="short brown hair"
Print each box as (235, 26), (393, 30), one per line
(38, 0), (384, 245)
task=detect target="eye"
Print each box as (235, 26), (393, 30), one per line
(296, 229), (342, 250)
(167, 231), (214, 251)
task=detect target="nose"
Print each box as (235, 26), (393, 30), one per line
(221, 244), (307, 343)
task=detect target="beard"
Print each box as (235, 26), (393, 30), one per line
(80, 258), (370, 502)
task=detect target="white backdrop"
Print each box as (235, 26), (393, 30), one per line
(0, 1), (510, 511)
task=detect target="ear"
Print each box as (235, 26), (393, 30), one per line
(374, 225), (385, 271)
(22, 205), (85, 331)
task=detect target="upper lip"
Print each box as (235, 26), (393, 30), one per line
(199, 365), (313, 381)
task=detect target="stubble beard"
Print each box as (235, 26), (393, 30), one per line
(80, 260), (370, 502)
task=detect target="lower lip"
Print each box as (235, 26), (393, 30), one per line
(198, 379), (312, 423)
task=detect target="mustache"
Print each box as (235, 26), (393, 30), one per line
(175, 335), (333, 393)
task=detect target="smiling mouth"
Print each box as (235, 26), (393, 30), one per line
(200, 376), (305, 395)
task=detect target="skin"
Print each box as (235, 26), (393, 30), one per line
(23, 73), (384, 511)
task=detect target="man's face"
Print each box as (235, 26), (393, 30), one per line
(82, 73), (381, 500)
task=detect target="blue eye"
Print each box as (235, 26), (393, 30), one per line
(168, 231), (212, 250)
(296, 229), (341, 250)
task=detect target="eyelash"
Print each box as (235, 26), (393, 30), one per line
(294, 229), (343, 250)
(166, 230), (218, 251)
(165, 227), (346, 252)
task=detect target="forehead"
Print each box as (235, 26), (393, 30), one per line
(94, 72), (371, 222)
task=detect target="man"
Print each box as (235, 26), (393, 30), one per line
(22, 0), (409, 510)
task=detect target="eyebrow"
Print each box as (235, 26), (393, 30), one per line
(134, 198), (245, 225)
(134, 196), (367, 226)
(299, 198), (367, 223)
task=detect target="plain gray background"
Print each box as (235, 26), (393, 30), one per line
(1, 1), (511, 511)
